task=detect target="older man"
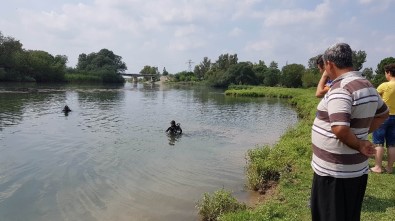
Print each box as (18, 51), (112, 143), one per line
(310, 43), (389, 221)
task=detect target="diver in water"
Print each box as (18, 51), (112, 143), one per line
(62, 105), (71, 114)
(166, 120), (182, 134)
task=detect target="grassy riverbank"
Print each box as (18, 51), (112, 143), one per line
(198, 86), (395, 221)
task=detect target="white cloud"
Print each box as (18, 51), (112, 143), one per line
(229, 27), (243, 37)
(359, 0), (374, 4)
(263, 1), (330, 26)
(244, 40), (274, 51)
(359, 0), (393, 13)
(168, 37), (206, 51)
(0, 0), (394, 72)
(174, 25), (200, 37)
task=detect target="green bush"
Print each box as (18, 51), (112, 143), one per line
(196, 189), (247, 221)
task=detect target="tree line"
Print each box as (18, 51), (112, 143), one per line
(0, 31), (126, 83)
(1, 31), (394, 87)
(170, 51), (394, 88)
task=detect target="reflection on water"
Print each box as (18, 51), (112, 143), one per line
(0, 82), (298, 221)
(167, 133), (182, 146)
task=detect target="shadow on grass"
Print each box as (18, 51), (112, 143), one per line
(363, 194), (395, 213)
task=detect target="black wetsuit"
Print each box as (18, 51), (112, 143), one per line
(166, 125), (182, 134)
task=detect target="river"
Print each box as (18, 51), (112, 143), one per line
(0, 82), (297, 221)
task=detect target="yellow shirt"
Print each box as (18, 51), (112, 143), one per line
(377, 81), (395, 115)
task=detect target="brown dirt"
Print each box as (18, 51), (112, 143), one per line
(246, 181), (278, 207)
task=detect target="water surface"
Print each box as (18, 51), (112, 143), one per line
(0, 82), (297, 221)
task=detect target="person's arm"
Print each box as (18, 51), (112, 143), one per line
(369, 111), (389, 133)
(368, 86), (389, 132)
(315, 71), (330, 98)
(331, 125), (376, 157)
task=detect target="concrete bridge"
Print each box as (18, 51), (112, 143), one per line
(121, 73), (156, 83)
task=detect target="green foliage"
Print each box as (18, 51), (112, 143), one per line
(307, 55), (321, 70)
(162, 67), (169, 76)
(140, 65), (160, 81)
(65, 70), (125, 83)
(212, 54), (238, 71)
(0, 31), (68, 82)
(72, 48), (127, 83)
(0, 32), (23, 69)
(362, 67), (374, 81)
(263, 68), (280, 86)
(246, 146), (282, 191)
(194, 57), (211, 80)
(252, 60), (268, 84)
(205, 69), (227, 87)
(280, 64), (305, 88)
(140, 65), (159, 75)
(196, 189), (247, 221)
(24, 50), (67, 82)
(77, 48), (127, 73)
(224, 62), (258, 85)
(269, 61), (278, 69)
(375, 57), (395, 75)
(301, 69), (321, 88)
(172, 71), (196, 82)
(352, 50), (367, 71)
(65, 73), (102, 82)
(372, 57), (395, 87)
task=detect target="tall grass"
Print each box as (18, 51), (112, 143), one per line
(198, 86), (395, 221)
(64, 70), (125, 83)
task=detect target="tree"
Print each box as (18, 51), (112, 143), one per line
(269, 61), (278, 69)
(263, 68), (280, 86)
(24, 50), (67, 82)
(372, 57), (395, 86)
(173, 71), (196, 82)
(375, 57), (395, 76)
(140, 65), (160, 81)
(140, 65), (159, 75)
(281, 64), (305, 88)
(302, 69), (321, 88)
(352, 50), (366, 71)
(194, 57), (211, 80)
(361, 67), (373, 81)
(224, 62), (258, 86)
(307, 55), (321, 74)
(76, 49), (127, 73)
(252, 60), (268, 84)
(212, 53), (238, 71)
(162, 67), (169, 76)
(0, 32), (23, 70)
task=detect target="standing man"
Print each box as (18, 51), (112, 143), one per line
(310, 43), (389, 221)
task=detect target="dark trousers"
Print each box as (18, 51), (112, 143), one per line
(310, 173), (368, 221)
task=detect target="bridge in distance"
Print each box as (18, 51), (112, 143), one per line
(121, 73), (156, 82)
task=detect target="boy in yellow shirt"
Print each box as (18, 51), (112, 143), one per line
(371, 63), (395, 173)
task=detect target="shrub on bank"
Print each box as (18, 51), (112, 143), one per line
(196, 189), (247, 221)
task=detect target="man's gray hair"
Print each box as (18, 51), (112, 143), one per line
(323, 43), (353, 69)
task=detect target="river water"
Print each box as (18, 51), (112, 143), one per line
(0, 82), (297, 221)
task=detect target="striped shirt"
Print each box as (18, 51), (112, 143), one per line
(311, 71), (389, 178)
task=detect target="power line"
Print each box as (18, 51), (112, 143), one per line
(186, 59), (194, 72)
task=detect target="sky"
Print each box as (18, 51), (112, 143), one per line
(0, 0), (394, 74)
